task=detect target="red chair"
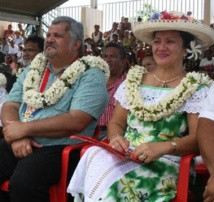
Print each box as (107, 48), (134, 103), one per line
(0, 126), (100, 202)
(171, 154), (209, 202)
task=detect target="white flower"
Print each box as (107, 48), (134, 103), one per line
(0, 73), (7, 88)
(126, 66), (212, 121)
(186, 40), (202, 60)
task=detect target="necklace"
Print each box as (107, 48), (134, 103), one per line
(153, 73), (181, 88)
(126, 65), (212, 121)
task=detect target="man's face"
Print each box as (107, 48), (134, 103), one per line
(23, 42), (41, 66)
(102, 47), (125, 76)
(44, 22), (73, 60)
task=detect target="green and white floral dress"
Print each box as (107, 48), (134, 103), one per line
(67, 72), (211, 202)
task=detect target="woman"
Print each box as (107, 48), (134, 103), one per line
(142, 53), (157, 72)
(121, 30), (131, 50)
(67, 11), (214, 201)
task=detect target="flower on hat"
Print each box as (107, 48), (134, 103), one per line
(186, 40), (202, 60)
(158, 11), (196, 22)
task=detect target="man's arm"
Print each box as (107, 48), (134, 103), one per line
(197, 118), (214, 174)
(3, 102), (93, 143)
(197, 117), (214, 201)
(1, 102), (20, 127)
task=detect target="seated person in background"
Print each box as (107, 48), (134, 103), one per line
(109, 33), (121, 45)
(0, 16), (109, 202)
(67, 11), (214, 201)
(8, 39), (19, 55)
(142, 53), (157, 72)
(199, 49), (214, 76)
(17, 23), (25, 40)
(120, 17), (131, 38)
(99, 43), (127, 140)
(22, 35), (44, 67)
(104, 22), (122, 41)
(0, 38), (9, 55)
(10, 54), (20, 75)
(197, 82), (214, 201)
(4, 24), (14, 40)
(121, 30), (131, 51)
(91, 24), (103, 48)
(13, 31), (24, 46)
(0, 73), (7, 138)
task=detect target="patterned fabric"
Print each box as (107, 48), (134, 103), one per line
(67, 83), (209, 202)
(99, 72), (126, 127)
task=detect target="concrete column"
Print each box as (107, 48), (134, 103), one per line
(90, 0), (97, 9)
(204, 0), (212, 25)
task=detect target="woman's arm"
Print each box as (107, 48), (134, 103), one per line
(132, 113), (200, 163)
(107, 101), (129, 152)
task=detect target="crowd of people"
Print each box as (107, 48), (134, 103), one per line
(0, 10), (214, 202)
(88, 14), (214, 77)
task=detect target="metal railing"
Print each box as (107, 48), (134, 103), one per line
(56, 0), (204, 32)
(12, 0), (205, 37)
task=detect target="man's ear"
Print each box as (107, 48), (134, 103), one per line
(73, 40), (81, 51)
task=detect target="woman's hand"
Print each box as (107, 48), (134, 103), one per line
(131, 141), (171, 163)
(109, 135), (129, 153)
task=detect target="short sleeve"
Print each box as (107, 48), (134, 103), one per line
(70, 68), (109, 120)
(177, 85), (211, 114)
(5, 66), (29, 103)
(114, 81), (129, 109)
(199, 82), (214, 120)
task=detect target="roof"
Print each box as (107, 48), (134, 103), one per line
(0, 0), (68, 25)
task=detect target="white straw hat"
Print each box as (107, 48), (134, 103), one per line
(133, 11), (214, 48)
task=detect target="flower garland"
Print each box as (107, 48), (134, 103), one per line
(0, 73), (7, 88)
(126, 65), (212, 121)
(23, 53), (110, 109)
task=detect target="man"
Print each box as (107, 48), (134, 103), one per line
(91, 24), (103, 48)
(0, 38), (9, 55)
(22, 35), (44, 66)
(8, 39), (19, 55)
(7, 35), (44, 93)
(13, 31), (24, 47)
(199, 49), (214, 76)
(197, 83), (214, 201)
(98, 43), (126, 140)
(0, 16), (108, 202)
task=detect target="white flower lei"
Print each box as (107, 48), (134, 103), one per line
(0, 73), (7, 88)
(126, 65), (212, 121)
(23, 53), (110, 109)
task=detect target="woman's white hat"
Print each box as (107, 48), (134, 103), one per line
(133, 11), (214, 48)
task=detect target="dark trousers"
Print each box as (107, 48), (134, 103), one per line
(0, 139), (80, 202)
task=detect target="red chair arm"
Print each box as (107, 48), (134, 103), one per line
(171, 153), (198, 202)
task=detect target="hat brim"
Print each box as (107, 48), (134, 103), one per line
(133, 20), (214, 48)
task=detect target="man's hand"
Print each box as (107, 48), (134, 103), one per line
(3, 120), (28, 144)
(11, 138), (43, 158)
(203, 174), (214, 202)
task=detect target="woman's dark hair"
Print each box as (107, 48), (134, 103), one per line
(179, 31), (195, 49)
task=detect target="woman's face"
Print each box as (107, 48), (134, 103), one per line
(152, 31), (186, 68)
